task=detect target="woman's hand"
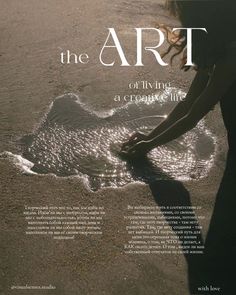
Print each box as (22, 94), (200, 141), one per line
(120, 140), (152, 159)
(121, 132), (148, 151)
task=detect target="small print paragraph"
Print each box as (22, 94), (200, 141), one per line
(24, 205), (105, 240)
(124, 205), (205, 255)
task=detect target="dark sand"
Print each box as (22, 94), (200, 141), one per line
(0, 1), (228, 294)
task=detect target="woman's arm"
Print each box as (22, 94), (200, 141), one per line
(126, 55), (236, 156)
(146, 68), (210, 140)
(121, 68), (210, 149)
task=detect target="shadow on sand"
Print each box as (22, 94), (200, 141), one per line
(128, 153), (235, 294)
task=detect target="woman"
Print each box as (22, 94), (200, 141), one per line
(121, 1), (236, 293)
(121, 1), (236, 157)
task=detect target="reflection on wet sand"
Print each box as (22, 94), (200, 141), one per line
(20, 91), (216, 190)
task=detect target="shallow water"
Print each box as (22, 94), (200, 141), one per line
(20, 91), (216, 191)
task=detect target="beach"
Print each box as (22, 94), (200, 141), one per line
(0, 1), (228, 294)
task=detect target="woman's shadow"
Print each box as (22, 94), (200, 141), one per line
(127, 155), (235, 294)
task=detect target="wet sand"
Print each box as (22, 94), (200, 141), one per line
(20, 92), (216, 190)
(0, 1), (228, 294)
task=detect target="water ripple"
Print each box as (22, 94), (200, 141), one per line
(20, 92), (216, 190)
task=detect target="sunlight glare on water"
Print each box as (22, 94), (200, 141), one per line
(21, 91), (216, 191)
